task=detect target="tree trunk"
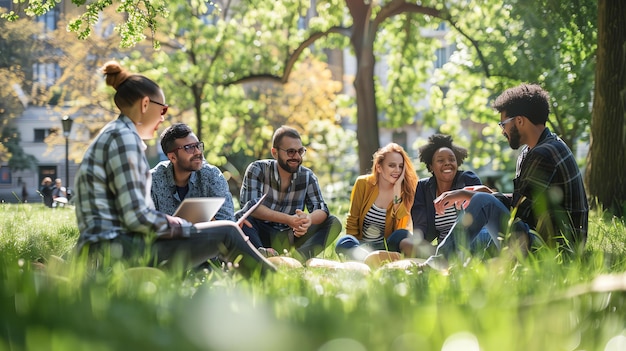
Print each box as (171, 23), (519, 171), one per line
(192, 84), (203, 142)
(352, 42), (380, 175)
(586, 0), (626, 217)
(348, 0), (381, 175)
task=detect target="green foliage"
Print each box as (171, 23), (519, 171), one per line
(0, 10), (42, 162)
(426, 0), (596, 177)
(1, 204), (626, 350)
(376, 14), (440, 129)
(5, 0), (598, 182)
(1, 126), (38, 171)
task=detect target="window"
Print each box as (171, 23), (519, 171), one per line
(0, 166), (11, 184)
(33, 62), (61, 87)
(36, 6), (60, 33)
(39, 166), (57, 182)
(34, 128), (54, 142)
(434, 44), (455, 69)
(0, 0), (13, 10)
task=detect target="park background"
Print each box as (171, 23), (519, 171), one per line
(1, 1), (626, 350)
(1, 0), (624, 217)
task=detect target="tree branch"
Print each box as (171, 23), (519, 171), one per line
(374, 1), (442, 27)
(224, 25), (352, 86)
(445, 16), (492, 78)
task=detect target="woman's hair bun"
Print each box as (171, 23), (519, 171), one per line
(102, 60), (129, 90)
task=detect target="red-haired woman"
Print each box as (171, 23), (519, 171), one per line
(336, 143), (419, 261)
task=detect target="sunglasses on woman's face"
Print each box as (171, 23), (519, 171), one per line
(149, 99), (169, 115)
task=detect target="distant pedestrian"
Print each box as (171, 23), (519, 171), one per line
(39, 177), (54, 207)
(21, 183), (28, 203)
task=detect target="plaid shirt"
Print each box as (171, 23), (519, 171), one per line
(512, 128), (588, 245)
(237, 159), (329, 230)
(150, 160), (235, 221)
(74, 115), (169, 250)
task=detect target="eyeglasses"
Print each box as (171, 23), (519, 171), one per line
(278, 147), (307, 157)
(498, 116), (516, 129)
(149, 99), (169, 116)
(170, 141), (204, 154)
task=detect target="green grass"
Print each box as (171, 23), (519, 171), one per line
(2, 203), (626, 351)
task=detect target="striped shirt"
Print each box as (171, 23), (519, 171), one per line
(361, 204), (386, 244)
(237, 159), (329, 231)
(435, 206), (457, 242)
(74, 115), (169, 250)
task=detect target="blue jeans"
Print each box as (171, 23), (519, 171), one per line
(241, 215), (342, 261)
(435, 192), (530, 258)
(335, 229), (411, 261)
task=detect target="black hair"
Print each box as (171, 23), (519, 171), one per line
(418, 134), (468, 173)
(160, 123), (193, 153)
(492, 83), (550, 125)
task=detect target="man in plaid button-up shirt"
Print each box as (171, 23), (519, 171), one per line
(237, 126), (342, 261)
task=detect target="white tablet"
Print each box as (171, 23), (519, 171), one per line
(173, 197), (225, 224)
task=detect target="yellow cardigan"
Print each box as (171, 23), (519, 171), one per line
(345, 174), (412, 240)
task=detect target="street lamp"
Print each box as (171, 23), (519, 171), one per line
(61, 115), (73, 192)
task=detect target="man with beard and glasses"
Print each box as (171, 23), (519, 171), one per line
(151, 123), (235, 222)
(237, 125), (342, 262)
(423, 84), (588, 267)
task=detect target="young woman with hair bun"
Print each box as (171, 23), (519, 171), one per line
(73, 61), (275, 277)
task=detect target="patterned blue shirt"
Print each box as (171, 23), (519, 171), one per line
(150, 160), (235, 221)
(74, 115), (169, 250)
(237, 159), (329, 230)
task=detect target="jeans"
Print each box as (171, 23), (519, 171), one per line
(335, 229), (411, 261)
(86, 222), (276, 277)
(435, 192), (530, 258)
(241, 215), (342, 261)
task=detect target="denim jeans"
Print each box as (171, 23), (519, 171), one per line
(241, 215), (342, 261)
(435, 192), (529, 258)
(335, 229), (411, 261)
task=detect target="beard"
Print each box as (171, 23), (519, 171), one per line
(507, 124), (522, 150)
(179, 155), (204, 172)
(278, 156), (301, 173)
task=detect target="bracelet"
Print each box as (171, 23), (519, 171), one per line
(393, 195), (402, 204)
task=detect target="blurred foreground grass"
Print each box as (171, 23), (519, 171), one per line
(1, 203), (626, 351)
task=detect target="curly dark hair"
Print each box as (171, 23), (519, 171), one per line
(492, 83), (550, 125)
(418, 134), (468, 173)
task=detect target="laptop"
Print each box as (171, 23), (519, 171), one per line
(173, 197), (225, 224)
(173, 194), (267, 227)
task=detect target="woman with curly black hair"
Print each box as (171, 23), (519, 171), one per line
(411, 134), (491, 255)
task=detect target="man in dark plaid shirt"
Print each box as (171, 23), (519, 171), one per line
(429, 84), (588, 260)
(236, 126), (342, 261)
